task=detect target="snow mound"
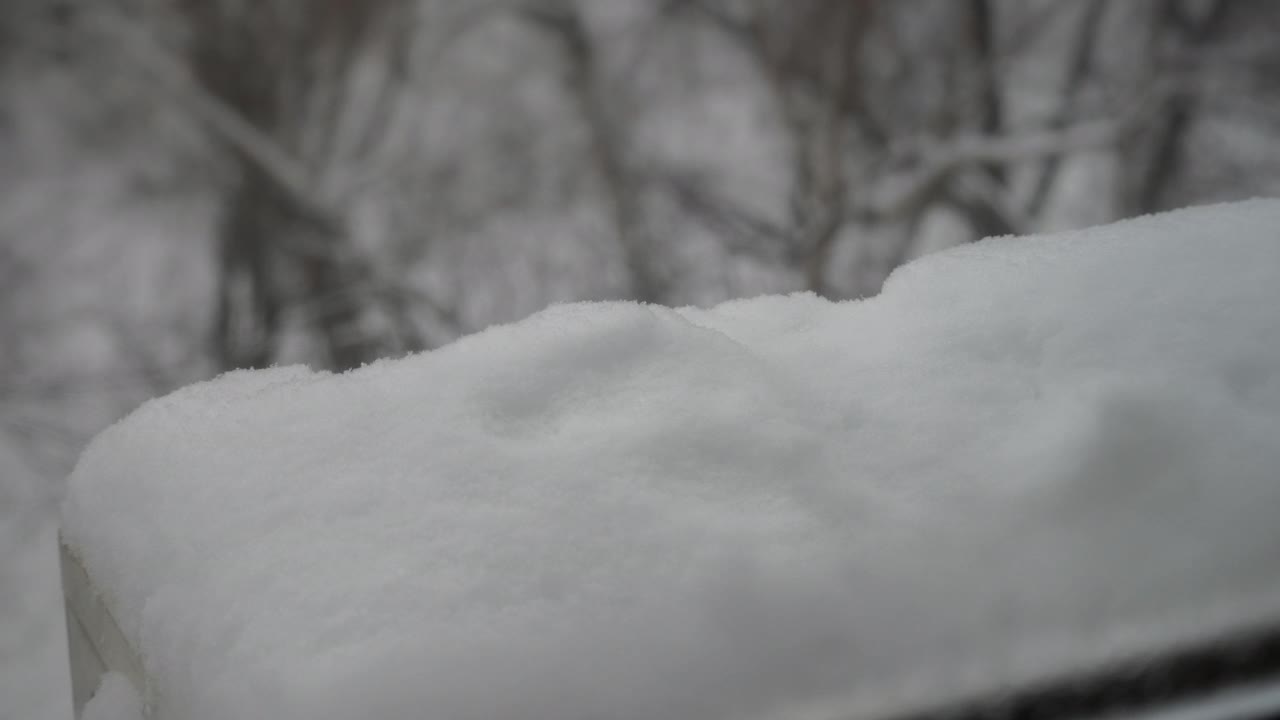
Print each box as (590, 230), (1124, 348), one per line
(81, 673), (144, 720)
(63, 200), (1280, 720)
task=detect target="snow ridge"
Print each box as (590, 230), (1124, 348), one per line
(63, 200), (1280, 720)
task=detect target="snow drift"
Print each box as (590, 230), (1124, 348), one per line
(63, 200), (1280, 720)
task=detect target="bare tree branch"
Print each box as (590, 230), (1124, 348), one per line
(520, 0), (669, 303)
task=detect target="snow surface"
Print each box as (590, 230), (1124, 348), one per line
(80, 674), (143, 720)
(62, 200), (1280, 720)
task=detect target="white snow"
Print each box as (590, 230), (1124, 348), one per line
(61, 200), (1280, 720)
(80, 674), (143, 720)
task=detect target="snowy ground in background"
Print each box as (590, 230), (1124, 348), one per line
(0, 439), (73, 720)
(60, 201), (1280, 720)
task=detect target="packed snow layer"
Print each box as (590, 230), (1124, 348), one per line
(63, 200), (1280, 720)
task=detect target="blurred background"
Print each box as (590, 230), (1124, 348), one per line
(3, 0), (1280, 485)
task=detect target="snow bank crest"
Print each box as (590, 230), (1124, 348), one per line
(64, 200), (1280, 720)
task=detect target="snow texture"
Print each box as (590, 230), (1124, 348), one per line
(62, 200), (1280, 720)
(80, 674), (143, 720)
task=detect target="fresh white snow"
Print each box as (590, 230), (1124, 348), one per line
(80, 674), (144, 720)
(61, 200), (1280, 720)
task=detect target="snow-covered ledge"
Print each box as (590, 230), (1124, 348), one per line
(60, 201), (1280, 720)
(61, 540), (147, 717)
